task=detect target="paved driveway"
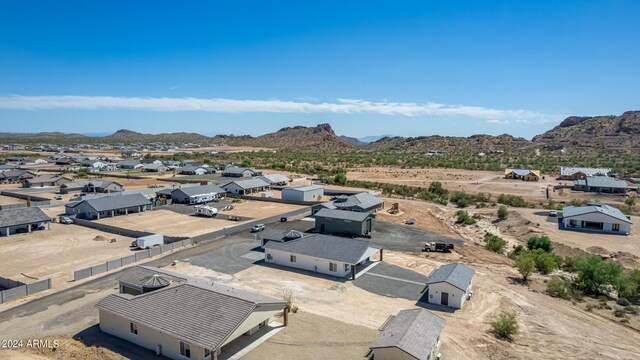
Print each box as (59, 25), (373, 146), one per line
(354, 263), (428, 301)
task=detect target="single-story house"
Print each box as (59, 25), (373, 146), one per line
(257, 174), (291, 186)
(141, 159), (163, 165)
(117, 160), (142, 170)
(0, 207), (52, 237)
(65, 194), (153, 219)
(560, 167), (612, 180)
(312, 192), (384, 214)
(504, 169), (540, 181)
(97, 266), (289, 360)
(55, 158), (76, 166)
(368, 309), (445, 360)
(314, 208), (375, 237)
(80, 160), (108, 169)
(221, 166), (262, 178)
(177, 165), (209, 176)
(562, 203), (632, 235)
(263, 233), (383, 280)
(60, 180), (124, 194)
(282, 185), (324, 202)
(0, 165), (17, 172)
(23, 175), (72, 188)
(572, 176), (628, 194)
(171, 184), (226, 204)
(222, 178), (271, 195)
(141, 163), (168, 173)
(425, 263), (475, 309)
(0, 170), (35, 183)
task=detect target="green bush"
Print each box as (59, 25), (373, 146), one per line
(490, 311), (519, 339)
(484, 233), (507, 254)
(515, 254), (536, 281)
(508, 245), (525, 260)
(573, 256), (624, 296)
(456, 210), (477, 225)
(497, 193), (528, 208)
(497, 206), (508, 220)
(527, 235), (553, 253)
(546, 277), (568, 298)
(533, 250), (559, 275)
(619, 269), (640, 303)
(450, 191), (472, 208)
(333, 173), (347, 185)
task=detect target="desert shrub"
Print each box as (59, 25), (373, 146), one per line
(508, 245), (525, 260)
(476, 192), (490, 203)
(619, 269), (640, 303)
(515, 254), (536, 281)
(497, 205), (508, 220)
(456, 210), (477, 225)
(585, 303), (596, 312)
(614, 308), (625, 318)
(573, 256), (624, 296)
(450, 191), (472, 208)
(427, 181), (448, 196)
(490, 311), (519, 339)
(533, 250), (559, 274)
(617, 298), (630, 307)
(484, 233), (507, 254)
(333, 172), (347, 185)
(625, 306), (639, 315)
(546, 277), (568, 298)
(497, 193), (528, 208)
(527, 235), (553, 253)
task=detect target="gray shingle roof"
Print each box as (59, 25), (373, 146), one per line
(0, 207), (51, 228)
(178, 165), (206, 173)
(25, 175), (70, 184)
(222, 166), (254, 175)
(223, 178), (270, 190)
(98, 266), (287, 351)
(426, 263), (475, 291)
(82, 194), (152, 212)
(370, 309), (445, 360)
(258, 174), (291, 184)
(264, 234), (382, 264)
(172, 184), (226, 197)
(333, 192), (384, 211)
(315, 208), (372, 222)
(562, 204), (632, 224)
(561, 167), (612, 177)
(116, 265), (187, 289)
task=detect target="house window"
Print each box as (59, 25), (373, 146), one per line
(204, 349), (211, 359)
(180, 341), (191, 358)
(344, 264), (349, 271)
(613, 223), (620, 232)
(329, 263), (337, 272)
(266, 253), (273, 260)
(129, 322), (138, 335)
(290, 255), (297, 263)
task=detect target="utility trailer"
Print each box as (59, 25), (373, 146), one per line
(423, 242), (454, 252)
(131, 234), (164, 249)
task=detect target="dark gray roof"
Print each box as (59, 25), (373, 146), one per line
(562, 204), (632, 224)
(116, 265), (187, 289)
(333, 192), (384, 211)
(25, 175), (70, 184)
(223, 178), (270, 190)
(261, 228), (308, 242)
(172, 184), (226, 197)
(82, 194), (152, 212)
(0, 207), (51, 228)
(117, 160), (140, 166)
(370, 309), (445, 360)
(98, 266), (287, 351)
(315, 208), (372, 222)
(264, 234), (382, 264)
(178, 165), (206, 172)
(222, 166), (254, 175)
(426, 263), (475, 291)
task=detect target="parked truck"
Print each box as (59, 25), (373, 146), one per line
(423, 242), (454, 252)
(131, 234), (164, 249)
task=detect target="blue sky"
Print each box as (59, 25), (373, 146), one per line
(1, 1), (638, 139)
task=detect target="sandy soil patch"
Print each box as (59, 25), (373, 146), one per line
(95, 209), (233, 237)
(0, 195), (25, 205)
(225, 200), (305, 219)
(0, 225), (135, 291)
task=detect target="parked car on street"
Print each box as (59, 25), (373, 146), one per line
(59, 216), (74, 224)
(251, 223), (265, 232)
(548, 210), (558, 217)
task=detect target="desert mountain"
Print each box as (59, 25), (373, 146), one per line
(366, 134), (532, 153)
(532, 111), (640, 153)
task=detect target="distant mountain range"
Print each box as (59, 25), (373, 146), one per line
(1, 111), (639, 154)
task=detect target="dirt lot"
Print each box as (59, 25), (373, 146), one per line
(0, 224), (134, 296)
(347, 167), (630, 207)
(0, 195), (24, 205)
(96, 209), (234, 237)
(223, 199), (305, 219)
(97, 173), (178, 190)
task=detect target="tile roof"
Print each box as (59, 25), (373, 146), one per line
(0, 207), (52, 228)
(370, 309), (445, 360)
(426, 263), (475, 291)
(264, 234), (382, 264)
(81, 194), (152, 212)
(315, 208), (372, 222)
(562, 204), (632, 224)
(98, 266), (287, 351)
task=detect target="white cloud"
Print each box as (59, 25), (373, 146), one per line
(0, 95), (563, 123)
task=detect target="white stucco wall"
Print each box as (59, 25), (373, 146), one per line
(563, 213), (631, 234)
(427, 282), (469, 309)
(281, 188), (324, 201)
(265, 248), (352, 278)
